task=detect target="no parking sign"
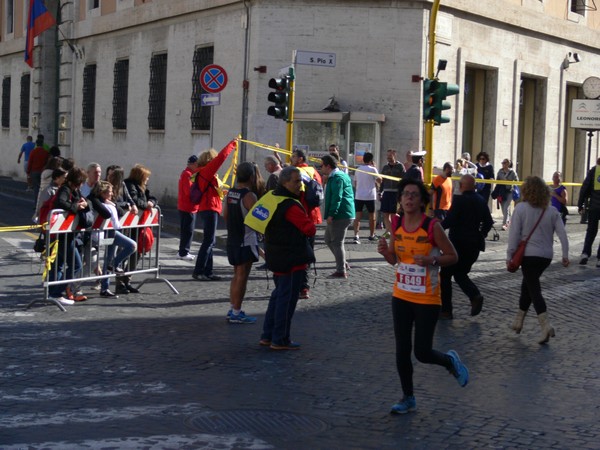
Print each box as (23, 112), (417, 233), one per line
(200, 64), (228, 93)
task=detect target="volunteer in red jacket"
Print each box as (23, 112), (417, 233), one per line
(192, 140), (236, 281)
(178, 155), (200, 260)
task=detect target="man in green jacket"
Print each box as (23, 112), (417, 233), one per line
(321, 155), (356, 278)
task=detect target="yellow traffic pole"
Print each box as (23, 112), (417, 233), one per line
(286, 67), (296, 154)
(423, 0), (441, 185)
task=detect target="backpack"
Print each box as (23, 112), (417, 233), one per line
(300, 171), (324, 208)
(190, 173), (208, 204)
(39, 193), (58, 225)
(392, 214), (437, 246)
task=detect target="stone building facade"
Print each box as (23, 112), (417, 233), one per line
(1, 0), (599, 204)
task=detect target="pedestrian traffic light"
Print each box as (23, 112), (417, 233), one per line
(267, 76), (290, 121)
(423, 80), (460, 125)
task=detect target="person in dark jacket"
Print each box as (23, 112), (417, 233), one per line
(245, 166), (316, 350)
(48, 167), (89, 305)
(577, 157), (600, 266)
(122, 164), (157, 294)
(476, 151), (495, 205)
(440, 174), (494, 319)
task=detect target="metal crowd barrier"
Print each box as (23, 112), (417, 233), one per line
(28, 206), (178, 312)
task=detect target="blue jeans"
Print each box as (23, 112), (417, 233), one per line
(178, 210), (196, 256)
(101, 230), (137, 291)
(194, 210), (218, 277)
(48, 236), (82, 297)
(261, 271), (304, 346)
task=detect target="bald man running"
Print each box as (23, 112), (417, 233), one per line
(439, 175), (494, 320)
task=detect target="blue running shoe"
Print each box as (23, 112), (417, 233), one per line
(226, 309), (233, 321)
(228, 311), (257, 324)
(390, 396), (416, 414)
(447, 350), (469, 387)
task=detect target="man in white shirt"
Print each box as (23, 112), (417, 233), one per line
(353, 152), (381, 243)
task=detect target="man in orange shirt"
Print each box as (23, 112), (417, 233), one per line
(431, 162), (453, 220)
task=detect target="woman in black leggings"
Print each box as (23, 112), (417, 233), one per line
(378, 178), (468, 415)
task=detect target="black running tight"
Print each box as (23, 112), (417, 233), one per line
(391, 297), (452, 397)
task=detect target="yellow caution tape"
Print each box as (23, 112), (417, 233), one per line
(0, 224), (42, 232)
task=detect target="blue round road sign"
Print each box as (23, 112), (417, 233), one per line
(200, 64), (228, 94)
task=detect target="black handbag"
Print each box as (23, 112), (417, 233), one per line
(33, 232), (46, 253)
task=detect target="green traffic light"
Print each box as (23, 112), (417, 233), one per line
(423, 79), (435, 121)
(423, 80), (460, 125)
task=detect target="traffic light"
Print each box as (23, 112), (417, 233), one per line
(267, 76), (290, 121)
(422, 80), (460, 125)
(423, 79), (435, 121)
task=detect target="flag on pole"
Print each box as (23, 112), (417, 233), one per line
(25, 0), (56, 68)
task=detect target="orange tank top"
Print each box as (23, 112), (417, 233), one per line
(392, 214), (441, 305)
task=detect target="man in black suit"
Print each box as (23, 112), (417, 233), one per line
(440, 174), (494, 319)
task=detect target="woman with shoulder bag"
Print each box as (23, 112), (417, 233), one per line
(507, 176), (569, 344)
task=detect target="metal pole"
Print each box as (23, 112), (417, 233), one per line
(423, 0), (441, 185)
(286, 58), (296, 153)
(581, 130), (594, 223)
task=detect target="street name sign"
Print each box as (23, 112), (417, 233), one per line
(296, 50), (336, 68)
(571, 99), (600, 130)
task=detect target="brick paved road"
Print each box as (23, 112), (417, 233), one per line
(1, 176), (598, 449)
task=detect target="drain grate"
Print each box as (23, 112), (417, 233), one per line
(184, 409), (329, 437)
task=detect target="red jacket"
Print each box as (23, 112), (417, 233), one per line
(27, 146), (49, 174)
(196, 140), (236, 214)
(178, 166), (199, 213)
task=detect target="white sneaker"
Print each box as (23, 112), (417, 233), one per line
(50, 296), (75, 305)
(178, 254), (195, 261)
(353, 236), (360, 244)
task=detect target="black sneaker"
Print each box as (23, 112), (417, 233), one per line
(580, 254), (589, 265)
(116, 284), (129, 295)
(100, 289), (119, 298)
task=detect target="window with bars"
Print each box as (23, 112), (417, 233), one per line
(148, 53), (168, 130)
(6, 0), (14, 34)
(20, 74), (30, 128)
(112, 59), (129, 130)
(191, 46), (214, 130)
(2, 77), (11, 128)
(82, 64), (97, 129)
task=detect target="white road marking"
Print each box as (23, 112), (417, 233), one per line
(3, 433), (274, 450)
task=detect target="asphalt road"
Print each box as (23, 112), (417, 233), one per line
(0, 177), (599, 449)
